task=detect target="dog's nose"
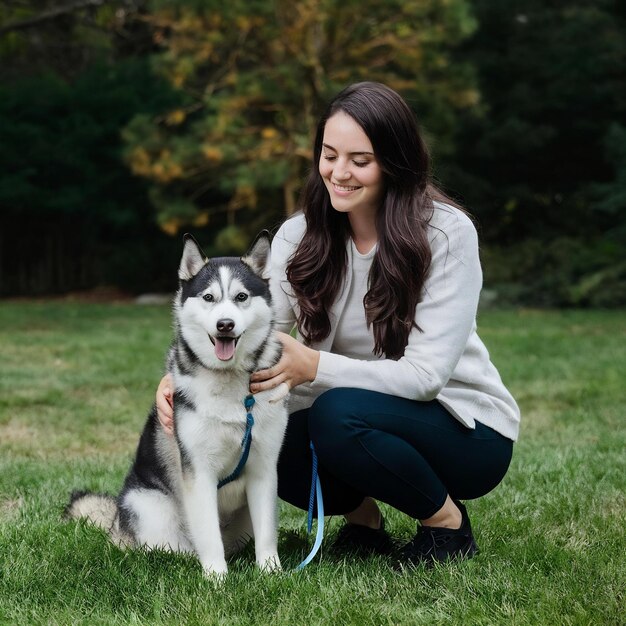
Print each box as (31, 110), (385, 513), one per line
(216, 318), (235, 333)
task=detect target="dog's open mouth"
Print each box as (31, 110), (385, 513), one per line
(208, 335), (240, 361)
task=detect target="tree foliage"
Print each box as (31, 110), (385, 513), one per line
(123, 0), (478, 240)
(1, 1), (624, 303)
(0, 59), (182, 294)
(448, 0), (626, 305)
(0, 0), (128, 80)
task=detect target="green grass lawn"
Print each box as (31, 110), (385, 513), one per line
(0, 303), (624, 625)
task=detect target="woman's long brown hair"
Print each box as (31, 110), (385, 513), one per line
(286, 82), (459, 360)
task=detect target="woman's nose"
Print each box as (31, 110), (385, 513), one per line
(335, 163), (351, 179)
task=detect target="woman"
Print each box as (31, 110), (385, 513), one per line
(158, 82), (520, 567)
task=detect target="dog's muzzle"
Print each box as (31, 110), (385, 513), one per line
(209, 334), (240, 361)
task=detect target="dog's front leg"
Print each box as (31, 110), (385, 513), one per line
(246, 469), (281, 572)
(183, 471), (227, 577)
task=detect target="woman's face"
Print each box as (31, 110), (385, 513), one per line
(318, 111), (385, 220)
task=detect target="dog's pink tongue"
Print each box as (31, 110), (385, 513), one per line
(215, 338), (236, 361)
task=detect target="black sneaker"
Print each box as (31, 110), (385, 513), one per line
(331, 515), (394, 556)
(397, 501), (478, 568)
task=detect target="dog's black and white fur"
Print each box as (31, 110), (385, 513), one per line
(66, 233), (289, 576)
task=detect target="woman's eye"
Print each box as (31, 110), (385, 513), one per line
(353, 161), (368, 167)
(323, 154), (336, 161)
(236, 293), (248, 302)
(203, 294), (214, 302)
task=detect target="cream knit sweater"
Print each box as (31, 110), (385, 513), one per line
(268, 203), (520, 441)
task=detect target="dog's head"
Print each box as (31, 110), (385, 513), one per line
(175, 232), (274, 370)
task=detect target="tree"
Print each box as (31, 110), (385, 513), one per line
(0, 0), (155, 81)
(0, 59), (182, 295)
(122, 0), (478, 244)
(446, 0), (626, 305)
(453, 0), (626, 241)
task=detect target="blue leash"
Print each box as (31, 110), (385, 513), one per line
(217, 395), (325, 569)
(295, 442), (324, 570)
(217, 395), (255, 490)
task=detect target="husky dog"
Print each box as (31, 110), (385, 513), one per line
(65, 233), (289, 576)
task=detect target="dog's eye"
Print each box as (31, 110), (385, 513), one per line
(235, 293), (248, 302)
(203, 294), (214, 302)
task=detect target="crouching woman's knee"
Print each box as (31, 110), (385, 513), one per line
(308, 388), (366, 459)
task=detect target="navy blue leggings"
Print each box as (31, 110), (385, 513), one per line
(277, 388), (513, 520)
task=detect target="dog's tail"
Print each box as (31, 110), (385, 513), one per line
(64, 490), (134, 548)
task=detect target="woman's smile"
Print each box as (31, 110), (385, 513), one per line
(332, 182), (362, 194)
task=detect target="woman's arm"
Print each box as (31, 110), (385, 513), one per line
(156, 373), (175, 435)
(250, 332), (319, 393)
(268, 220), (300, 334)
(312, 209), (482, 400)
(250, 217), (317, 393)
(252, 209), (481, 400)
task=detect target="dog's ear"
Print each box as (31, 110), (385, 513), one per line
(242, 231), (271, 277)
(179, 234), (207, 280)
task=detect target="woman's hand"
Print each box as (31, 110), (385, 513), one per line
(250, 332), (320, 395)
(156, 373), (175, 435)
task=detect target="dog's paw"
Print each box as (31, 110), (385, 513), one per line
(201, 559), (228, 580)
(258, 554), (282, 573)
(268, 383), (290, 404)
